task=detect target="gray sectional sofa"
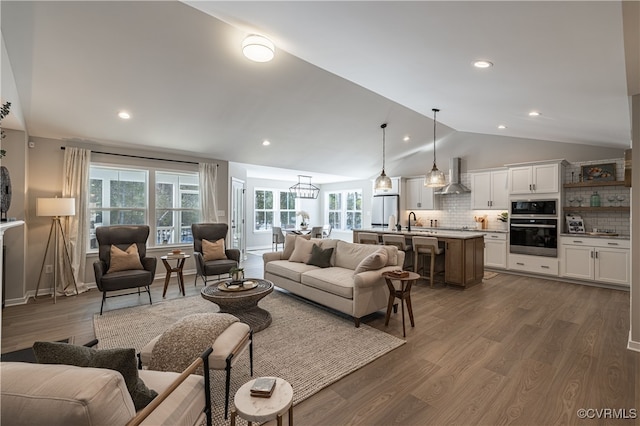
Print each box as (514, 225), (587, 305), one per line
(263, 235), (404, 326)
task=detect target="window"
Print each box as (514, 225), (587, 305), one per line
(279, 191), (296, 229)
(253, 189), (298, 231)
(254, 189), (274, 231)
(326, 190), (362, 230)
(89, 165), (200, 250)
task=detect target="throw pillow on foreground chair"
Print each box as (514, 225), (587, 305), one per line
(139, 312), (253, 420)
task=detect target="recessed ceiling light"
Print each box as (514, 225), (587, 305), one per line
(262, 140), (271, 146)
(498, 125), (507, 129)
(118, 111), (130, 119)
(473, 60), (493, 68)
(528, 111), (541, 117)
(242, 35), (275, 62)
(403, 135), (411, 142)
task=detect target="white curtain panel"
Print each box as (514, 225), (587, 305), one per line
(199, 163), (219, 223)
(62, 147), (90, 294)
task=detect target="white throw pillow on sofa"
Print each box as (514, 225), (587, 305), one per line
(354, 247), (388, 274)
(289, 237), (316, 263)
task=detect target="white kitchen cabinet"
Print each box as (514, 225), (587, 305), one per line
(508, 253), (558, 276)
(470, 169), (509, 209)
(482, 232), (507, 269)
(404, 177), (434, 210)
(509, 162), (560, 195)
(560, 236), (630, 286)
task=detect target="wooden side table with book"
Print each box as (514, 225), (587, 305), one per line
(160, 252), (190, 297)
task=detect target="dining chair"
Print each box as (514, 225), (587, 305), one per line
(272, 226), (285, 251)
(311, 226), (323, 239)
(322, 224), (332, 238)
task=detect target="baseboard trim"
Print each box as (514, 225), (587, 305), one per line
(628, 331), (640, 353)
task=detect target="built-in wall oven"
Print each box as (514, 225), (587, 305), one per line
(510, 199), (558, 257)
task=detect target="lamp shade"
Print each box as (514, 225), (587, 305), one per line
(37, 197), (76, 217)
(242, 35), (275, 62)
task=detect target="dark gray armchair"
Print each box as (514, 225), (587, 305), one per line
(192, 223), (241, 286)
(93, 225), (156, 315)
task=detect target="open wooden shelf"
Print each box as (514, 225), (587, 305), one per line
(563, 181), (627, 188)
(563, 206), (629, 213)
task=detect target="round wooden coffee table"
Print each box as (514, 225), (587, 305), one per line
(201, 278), (274, 332)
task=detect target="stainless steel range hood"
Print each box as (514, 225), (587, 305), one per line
(434, 157), (471, 195)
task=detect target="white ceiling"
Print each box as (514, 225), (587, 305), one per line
(1, 1), (637, 183)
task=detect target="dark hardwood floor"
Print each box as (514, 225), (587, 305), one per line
(2, 251), (638, 425)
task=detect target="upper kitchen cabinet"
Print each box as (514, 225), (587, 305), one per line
(404, 177), (434, 210)
(507, 160), (566, 195)
(470, 168), (508, 209)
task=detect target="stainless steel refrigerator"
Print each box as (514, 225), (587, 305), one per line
(371, 194), (399, 229)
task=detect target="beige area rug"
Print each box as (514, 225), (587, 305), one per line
(483, 271), (499, 280)
(94, 290), (405, 425)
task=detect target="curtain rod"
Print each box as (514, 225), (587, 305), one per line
(60, 146), (218, 166)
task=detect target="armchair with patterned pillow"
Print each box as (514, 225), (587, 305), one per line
(93, 225), (157, 315)
(191, 223), (241, 286)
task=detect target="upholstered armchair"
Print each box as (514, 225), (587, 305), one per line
(192, 223), (241, 286)
(93, 225), (157, 315)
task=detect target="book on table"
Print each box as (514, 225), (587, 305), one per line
(250, 377), (276, 398)
(387, 270), (409, 278)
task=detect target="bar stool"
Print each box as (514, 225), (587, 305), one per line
(357, 232), (380, 245)
(412, 236), (444, 287)
(382, 234), (413, 270)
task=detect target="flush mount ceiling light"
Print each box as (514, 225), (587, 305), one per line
(242, 35), (275, 62)
(498, 124), (507, 129)
(374, 123), (393, 192)
(289, 175), (320, 199)
(118, 111), (130, 119)
(473, 60), (493, 68)
(424, 108), (447, 188)
(262, 140), (271, 146)
(528, 111), (541, 116)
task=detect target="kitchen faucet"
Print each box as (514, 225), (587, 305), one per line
(408, 211), (416, 232)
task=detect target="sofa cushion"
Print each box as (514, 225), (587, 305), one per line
(354, 247), (388, 274)
(306, 244), (334, 268)
(138, 370), (206, 426)
(202, 238), (227, 261)
(301, 267), (355, 299)
(108, 243), (143, 273)
(335, 241), (399, 270)
(282, 233), (311, 259)
(33, 342), (157, 410)
(289, 237), (316, 263)
(265, 259), (318, 282)
(0, 362), (136, 426)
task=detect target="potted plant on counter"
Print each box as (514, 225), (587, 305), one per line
(497, 212), (508, 230)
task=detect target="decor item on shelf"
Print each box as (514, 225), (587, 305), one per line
(424, 108), (446, 187)
(589, 191), (600, 207)
(374, 123), (392, 192)
(0, 101), (12, 221)
(297, 210), (310, 229)
(242, 34), (275, 62)
(581, 163), (615, 181)
(289, 175), (319, 199)
(35, 197), (79, 303)
(566, 214), (585, 234)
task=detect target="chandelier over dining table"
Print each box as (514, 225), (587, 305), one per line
(289, 175), (320, 199)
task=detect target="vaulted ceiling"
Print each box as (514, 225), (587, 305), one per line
(1, 1), (638, 182)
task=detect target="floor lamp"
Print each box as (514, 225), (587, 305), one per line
(35, 197), (79, 303)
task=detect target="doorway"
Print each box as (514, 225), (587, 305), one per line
(231, 178), (246, 260)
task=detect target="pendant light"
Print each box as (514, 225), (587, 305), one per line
(374, 123), (393, 192)
(424, 108), (446, 187)
(289, 175), (320, 199)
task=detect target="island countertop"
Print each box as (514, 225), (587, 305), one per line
(353, 229), (484, 288)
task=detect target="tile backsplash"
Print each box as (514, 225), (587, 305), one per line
(406, 158), (630, 236)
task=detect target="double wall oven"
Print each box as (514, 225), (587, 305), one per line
(509, 199), (558, 257)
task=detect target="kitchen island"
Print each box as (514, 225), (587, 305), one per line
(353, 229), (484, 288)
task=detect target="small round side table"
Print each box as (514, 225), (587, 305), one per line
(160, 254), (190, 298)
(381, 271), (420, 337)
(231, 377), (293, 426)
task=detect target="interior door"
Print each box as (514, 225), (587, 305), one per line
(231, 178), (246, 260)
